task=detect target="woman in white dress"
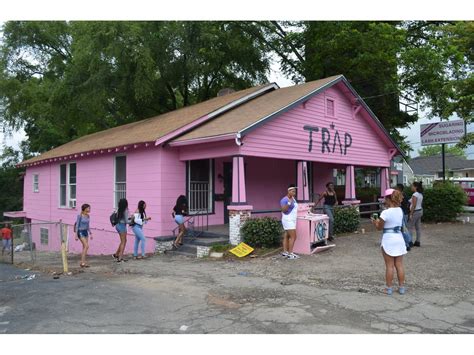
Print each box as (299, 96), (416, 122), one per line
(372, 188), (407, 295)
(280, 184), (299, 259)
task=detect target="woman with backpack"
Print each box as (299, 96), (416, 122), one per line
(113, 198), (129, 263)
(131, 200), (151, 260)
(172, 195), (188, 249)
(75, 204), (92, 268)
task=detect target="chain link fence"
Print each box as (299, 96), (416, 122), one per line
(1, 220), (157, 271)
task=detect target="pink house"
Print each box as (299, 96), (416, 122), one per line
(11, 75), (403, 255)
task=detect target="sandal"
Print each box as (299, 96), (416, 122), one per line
(386, 287), (393, 296)
(399, 287), (406, 295)
(134, 256), (143, 260)
(112, 254), (118, 260)
(80, 263), (90, 268)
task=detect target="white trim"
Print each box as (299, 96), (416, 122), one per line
(113, 154), (127, 209)
(59, 162), (76, 209)
(33, 173), (39, 193)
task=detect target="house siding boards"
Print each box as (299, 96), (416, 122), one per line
(25, 148), (162, 255)
(241, 86), (392, 167)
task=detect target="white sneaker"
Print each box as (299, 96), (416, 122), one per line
(281, 251), (289, 257)
(287, 253), (300, 259)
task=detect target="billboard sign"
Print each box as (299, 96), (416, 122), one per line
(420, 120), (465, 146)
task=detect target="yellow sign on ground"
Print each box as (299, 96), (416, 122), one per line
(229, 242), (254, 258)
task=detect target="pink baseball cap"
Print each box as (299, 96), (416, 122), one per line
(383, 188), (395, 197)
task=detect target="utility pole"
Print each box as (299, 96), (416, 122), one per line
(442, 143), (446, 182)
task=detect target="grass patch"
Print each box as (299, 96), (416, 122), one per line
(210, 243), (232, 253)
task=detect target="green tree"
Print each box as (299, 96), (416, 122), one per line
(418, 144), (467, 158)
(258, 21), (473, 153)
(0, 147), (24, 221)
(0, 21), (271, 154)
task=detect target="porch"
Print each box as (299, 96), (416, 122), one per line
(183, 155), (393, 245)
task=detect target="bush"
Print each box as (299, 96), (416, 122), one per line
(334, 206), (360, 234)
(241, 217), (283, 248)
(422, 182), (467, 222)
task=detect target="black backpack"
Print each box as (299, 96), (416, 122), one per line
(110, 211), (120, 227)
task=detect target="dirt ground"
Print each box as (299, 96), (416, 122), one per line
(1, 218), (473, 334)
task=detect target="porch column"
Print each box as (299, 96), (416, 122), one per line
(380, 167), (390, 196)
(296, 161), (310, 202)
(342, 165), (360, 206)
(228, 156), (253, 245)
(231, 156), (247, 204)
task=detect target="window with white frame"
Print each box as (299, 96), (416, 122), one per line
(59, 162), (77, 208)
(114, 155), (126, 208)
(33, 174), (39, 192)
(40, 227), (49, 245)
(188, 159), (213, 214)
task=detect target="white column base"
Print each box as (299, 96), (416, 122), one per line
(228, 205), (253, 246)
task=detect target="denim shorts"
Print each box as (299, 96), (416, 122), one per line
(175, 214), (185, 225)
(115, 223), (127, 234)
(78, 230), (89, 238)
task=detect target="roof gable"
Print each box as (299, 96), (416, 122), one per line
(170, 75), (404, 157)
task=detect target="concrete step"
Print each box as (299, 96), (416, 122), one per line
(183, 236), (229, 246)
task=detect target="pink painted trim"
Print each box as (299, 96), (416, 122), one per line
(232, 156), (247, 204)
(169, 133), (235, 147)
(297, 161), (310, 201)
(345, 165), (356, 200)
(325, 94), (337, 118)
(155, 114), (210, 146)
(3, 211), (27, 218)
(380, 167), (390, 196)
(227, 205), (253, 211)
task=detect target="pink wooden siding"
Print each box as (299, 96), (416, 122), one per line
(178, 140), (239, 161)
(241, 85), (392, 167)
(24, 148), (163, 255)
(245, 157), (295, 211)
(312, 162), (336, 200)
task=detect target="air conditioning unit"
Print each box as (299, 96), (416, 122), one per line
(69, 200), (76, 208)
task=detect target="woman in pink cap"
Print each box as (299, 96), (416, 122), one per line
(371, 188), (407, 295)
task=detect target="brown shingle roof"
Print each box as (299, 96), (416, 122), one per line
(172, 75), (342, 142)
(20, 84), (271, 165)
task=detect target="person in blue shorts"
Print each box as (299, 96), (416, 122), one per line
(172, 195), (189, 249)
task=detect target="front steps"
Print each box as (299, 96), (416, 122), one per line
(154, 231), (229, 258)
